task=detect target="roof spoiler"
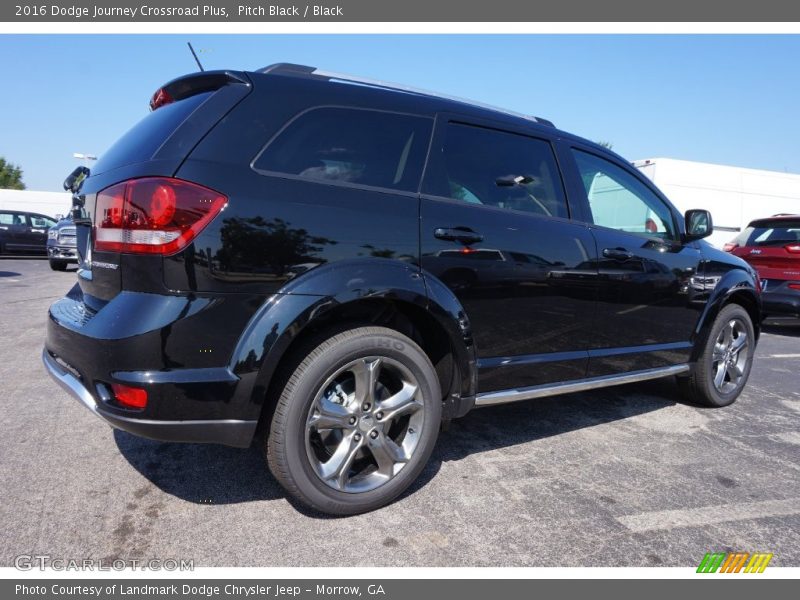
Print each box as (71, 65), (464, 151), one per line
(150, 70), (250, 111)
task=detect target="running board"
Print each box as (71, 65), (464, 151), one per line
(474, 364), (690, 407)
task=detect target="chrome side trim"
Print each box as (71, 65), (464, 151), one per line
(42, 349), (104, 420)
(475, 364), (690, 407)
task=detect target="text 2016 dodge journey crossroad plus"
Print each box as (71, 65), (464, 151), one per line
(44, 64), (761, 515)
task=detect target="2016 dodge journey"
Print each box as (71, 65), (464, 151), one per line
(44, 63), (761, 515)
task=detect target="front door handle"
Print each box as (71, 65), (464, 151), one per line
(434, 227), (484, 245)
(602, 247), (634, 261)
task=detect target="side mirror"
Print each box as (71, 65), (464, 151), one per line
(63, 166), (90, 194)
(684, 209), (713, 242)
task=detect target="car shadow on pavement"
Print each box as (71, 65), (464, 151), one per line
(115, 378), (682, 517)
(762, 320), (800, 337)
(0, 271), (21, 277)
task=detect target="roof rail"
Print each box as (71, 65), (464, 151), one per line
(256, 63), (555, 128)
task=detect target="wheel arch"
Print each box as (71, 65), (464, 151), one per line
(691, 270), (761, 362)
(228, 259), (478, 436)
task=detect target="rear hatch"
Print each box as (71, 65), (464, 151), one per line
(71, 71), (252, 308)
(727, 218), (800, 286)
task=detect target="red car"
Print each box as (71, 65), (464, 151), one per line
(724, 215), (800, 319)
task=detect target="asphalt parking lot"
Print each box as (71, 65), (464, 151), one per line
(1, 256), (799, 568)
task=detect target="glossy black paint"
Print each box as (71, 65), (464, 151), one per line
(44, 64), (761, 448)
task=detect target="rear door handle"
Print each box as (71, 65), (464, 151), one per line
(602, 247), (634, 261)
(434, 227), (484, 245)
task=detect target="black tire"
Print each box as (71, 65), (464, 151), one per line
(49, 259), (68, 271)
(266, 326), (442, 515)
(678, 304), (755, 407)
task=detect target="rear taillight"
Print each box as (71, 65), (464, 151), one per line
(723, 243), (738, 252)
(111, 383), (148, 410)
(789, 283), (800, 291)
(94, 177), (226, 255)
(785, 244), (800, 254)
(149, 87), (174, 111)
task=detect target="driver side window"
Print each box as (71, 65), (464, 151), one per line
(572, 149), (676, 240)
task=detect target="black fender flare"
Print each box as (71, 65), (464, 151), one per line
(691, 268), (761, 362)
(226, 259), (478, 423)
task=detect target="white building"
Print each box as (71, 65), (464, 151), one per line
(0, 188), (72, 219)
(634, 158), (800, 248)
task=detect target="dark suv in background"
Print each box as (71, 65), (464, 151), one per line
(0, 210), (56, 255)
(44, 64), (761, 515)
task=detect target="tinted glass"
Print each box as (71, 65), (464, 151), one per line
(573, 150), (675, 239)
(92, 92), (212, 175)
(254, 107), (433, 193)
(30, 215), (56, 228)
(427, 123), (568, 218)
(0, 213), (17, 225)
(734, 220), (800, 246)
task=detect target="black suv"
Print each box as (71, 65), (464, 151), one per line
(44, 64), (761, 515)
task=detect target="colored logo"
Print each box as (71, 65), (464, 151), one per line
(697, 552), (773, 573)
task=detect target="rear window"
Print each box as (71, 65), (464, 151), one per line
(252, 107), (433, 193)
(735, 220), (800, 246)
(92, 92), (212, 175)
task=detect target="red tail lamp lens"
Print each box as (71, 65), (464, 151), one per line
(785, 244), (800, 254)
(723, 243), (738, 252)
(94, 177), (227, 255)
(111, 383), (148, 410)
(150, 88), (174, 111)
(788, 283), (800, 291)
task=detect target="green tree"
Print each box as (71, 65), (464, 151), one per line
(0, 157), (26, 190)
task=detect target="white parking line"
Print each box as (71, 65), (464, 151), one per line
(766, 354), (800, 359)
(617, 498), (800, 533)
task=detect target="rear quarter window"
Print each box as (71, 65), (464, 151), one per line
(92, 92), (213, 175)
(252, 107), (433, 193)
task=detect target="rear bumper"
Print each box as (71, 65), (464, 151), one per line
(43, 284), (265, 447)
(43, 349), (257, 447)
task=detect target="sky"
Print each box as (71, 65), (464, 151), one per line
(1, 34), (799, 191)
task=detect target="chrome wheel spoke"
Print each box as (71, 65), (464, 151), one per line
(714, 362), (727, 389)
(722, 322), (735, 347)
(730, 331), (748, 354)
(726, 362), (743, 384)
(319, 433), (362, 489)
(369, 433), (408, 477)
(712, 343), (726, 363)
(352, 358), (381, 406)
(309, 396), (353, 430)
(378, 381), (421, 422)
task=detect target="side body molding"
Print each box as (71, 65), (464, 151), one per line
(226, 259), (479, 424)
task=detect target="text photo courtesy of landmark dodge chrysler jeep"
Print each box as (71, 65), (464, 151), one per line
(43, 64), (761, 515)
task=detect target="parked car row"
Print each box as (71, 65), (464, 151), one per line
(0, 209), (78, 270)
